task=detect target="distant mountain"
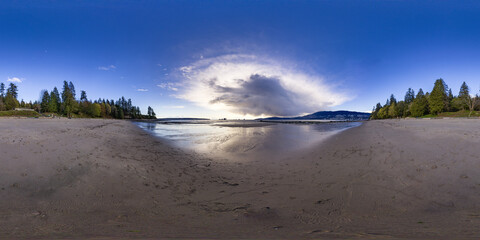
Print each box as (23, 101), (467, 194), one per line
(259, 110), (370, 121)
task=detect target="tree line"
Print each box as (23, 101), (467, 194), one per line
(0, 81), (156, 119)
(371, 78), (480, 119)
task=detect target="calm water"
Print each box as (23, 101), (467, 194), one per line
(135, 120), (361, 161)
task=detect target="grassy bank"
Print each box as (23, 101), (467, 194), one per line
(421, 110), (480, 118)
(0, 110), (40, 117)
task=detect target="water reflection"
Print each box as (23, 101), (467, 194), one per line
(135, 120), (361, 161)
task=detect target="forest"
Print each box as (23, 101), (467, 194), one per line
(371, 78), (480, 119)
(0, 80), (156, 119)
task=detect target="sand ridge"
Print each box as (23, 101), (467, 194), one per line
(1, 118), (480, 239)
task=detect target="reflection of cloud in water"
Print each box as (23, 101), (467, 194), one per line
(135, 121), (361, 161)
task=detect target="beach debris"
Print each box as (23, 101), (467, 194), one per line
(315, 198), (332, 205)
(273, 226), (283, 230)
(31, 211), (47, 219)
(222, 181), (239, 186)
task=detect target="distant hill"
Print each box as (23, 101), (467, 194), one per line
(259, 110), (370, 121)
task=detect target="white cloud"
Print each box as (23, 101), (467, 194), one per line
(176, 54), (351, 117)
(98, 65), (116, 71)
(179, 66), (193, 73)
(157, 63), (162, 67)
(7, 77), (23, 83)
(157, 82), (179, 91)
(136, 88), (149, 92)
(162, 105), (185, 109)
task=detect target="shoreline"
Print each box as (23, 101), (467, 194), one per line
(1, 118), (480, 239)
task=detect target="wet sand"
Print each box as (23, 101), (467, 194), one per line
(1, 118), (480, 239)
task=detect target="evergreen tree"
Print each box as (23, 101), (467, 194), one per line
(0, 80), (144, 119)
(370, 103), (382, 119)
(458, 82), (479, 116)
(447, 88), (454, 111)
(40, 90), (50, 113)
(411, 88), (429, 117)
(80, 90), (88, 102)
(5, 83), (19, 110)
(50, 87), (61, 113)
(62, 81), (75, 117)
(429, 78), (448, 115)
(404, 88), (415, 104)
(151, 108), (156, 118)
(459, 81), (470, 110)
(389, 94), (397, 105)
(68, 81), (76, 99)
(0, 83), (5, 99)
(147, 106), (156, 118)
(7, 83), (18, 99)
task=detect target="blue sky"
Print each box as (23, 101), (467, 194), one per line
(1, 1), (480, 118)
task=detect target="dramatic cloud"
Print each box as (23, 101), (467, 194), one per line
(98, 65), (116, 71)
(176, 54), (351, 117)
(136, 88), (149, 92)
(7, 77), (23, 83)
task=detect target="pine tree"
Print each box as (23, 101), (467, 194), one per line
(80, 90), (87, 102)
(40, 90), (50, 113)
(151, 107), (156, 118)
(7, 83), (18, 99)
(404, 88), (415, 104)
(68, 82), (76, 99)
(429, 78), (447, 115)
(459, 81), (470, 110)
(50, 87), (61, 113)
(389, 94), (397, 105)
(447, 88), (454, 111)
(5, 83), (19, 110)
(147, 106), (157, 118)
(0, 83), (5, 99)
(62, 81), (75, 117)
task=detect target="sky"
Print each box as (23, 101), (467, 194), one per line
(1, 1), (480, 119)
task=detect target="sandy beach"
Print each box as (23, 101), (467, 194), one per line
(1, 118), (480, 239)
